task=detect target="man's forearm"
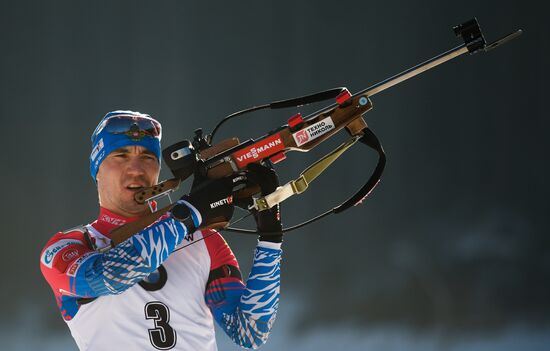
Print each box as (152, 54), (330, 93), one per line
(207, 241), (282, 349)
(74, 216), (192, 297)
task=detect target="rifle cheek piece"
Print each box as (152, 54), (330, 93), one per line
(162, 140), (198, 181)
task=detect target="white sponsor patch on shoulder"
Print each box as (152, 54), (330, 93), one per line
(41, 239), (83, 269)
(292, 116), (335, 146)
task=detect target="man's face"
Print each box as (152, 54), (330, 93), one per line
(96, 145), (160, 217)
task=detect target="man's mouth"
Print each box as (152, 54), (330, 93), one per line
(126, 184), (145, 191)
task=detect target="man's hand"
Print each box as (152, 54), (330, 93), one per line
(246, 163), (283, 243)
(172, 173), (246, 230)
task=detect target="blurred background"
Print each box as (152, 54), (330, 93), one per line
(1, 0), (548, 350)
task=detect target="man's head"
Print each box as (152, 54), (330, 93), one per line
(90, 110), (162, 216)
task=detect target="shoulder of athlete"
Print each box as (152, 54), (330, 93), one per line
(39, 225), (94, 275)
(201, 228), (223, 243)
(201, 228), (240, 270)
(202, 228), (234, 254)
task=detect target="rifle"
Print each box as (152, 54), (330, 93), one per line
(110, 18), (521, 245)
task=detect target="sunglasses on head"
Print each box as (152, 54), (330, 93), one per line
(93, 114), (161, 142)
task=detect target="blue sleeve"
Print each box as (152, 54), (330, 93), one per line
(206, 241), (282, 349)
(70, 206), (198, 297)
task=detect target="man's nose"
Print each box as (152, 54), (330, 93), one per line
(125, 157), (146, 176)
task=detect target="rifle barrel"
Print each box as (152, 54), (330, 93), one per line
(360, 43), (469, 98)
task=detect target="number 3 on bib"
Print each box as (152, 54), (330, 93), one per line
(144, 301), (177, 350)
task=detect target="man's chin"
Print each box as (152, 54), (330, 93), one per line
(119, 203), (150, 217)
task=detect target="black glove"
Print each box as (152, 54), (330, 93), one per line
(246, 162), (283, 243)
(172, 173), (246, 230)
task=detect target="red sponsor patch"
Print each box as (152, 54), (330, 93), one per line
(53, 245), (86, 273)
(62, 249), (79, 262)
(67, 261), (80, 276)
(293, 129), (309, 145)
(66, 252), (95, 277)
(232, 133), (285, 168)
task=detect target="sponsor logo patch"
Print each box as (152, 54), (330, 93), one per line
(184, 231), (195, 242)
(62, 249), (79, 262)
(210, 195), (234, 209)
(66, 252), (95, 277)
(292, 116), (335, 146)
(66, 261), (79, 276)
(100, 214), (126, 226)
(293, 129), (309, 145)
(93, 150), (106, 168)
(41, 239), (82, 269)
(91, 138), (104, 161)
(232, 134), (285, 167)
(55, 245), (89, 273)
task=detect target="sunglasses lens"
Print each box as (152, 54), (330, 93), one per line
(101, 116), (161, 139)
(137, 118), (161, 136)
